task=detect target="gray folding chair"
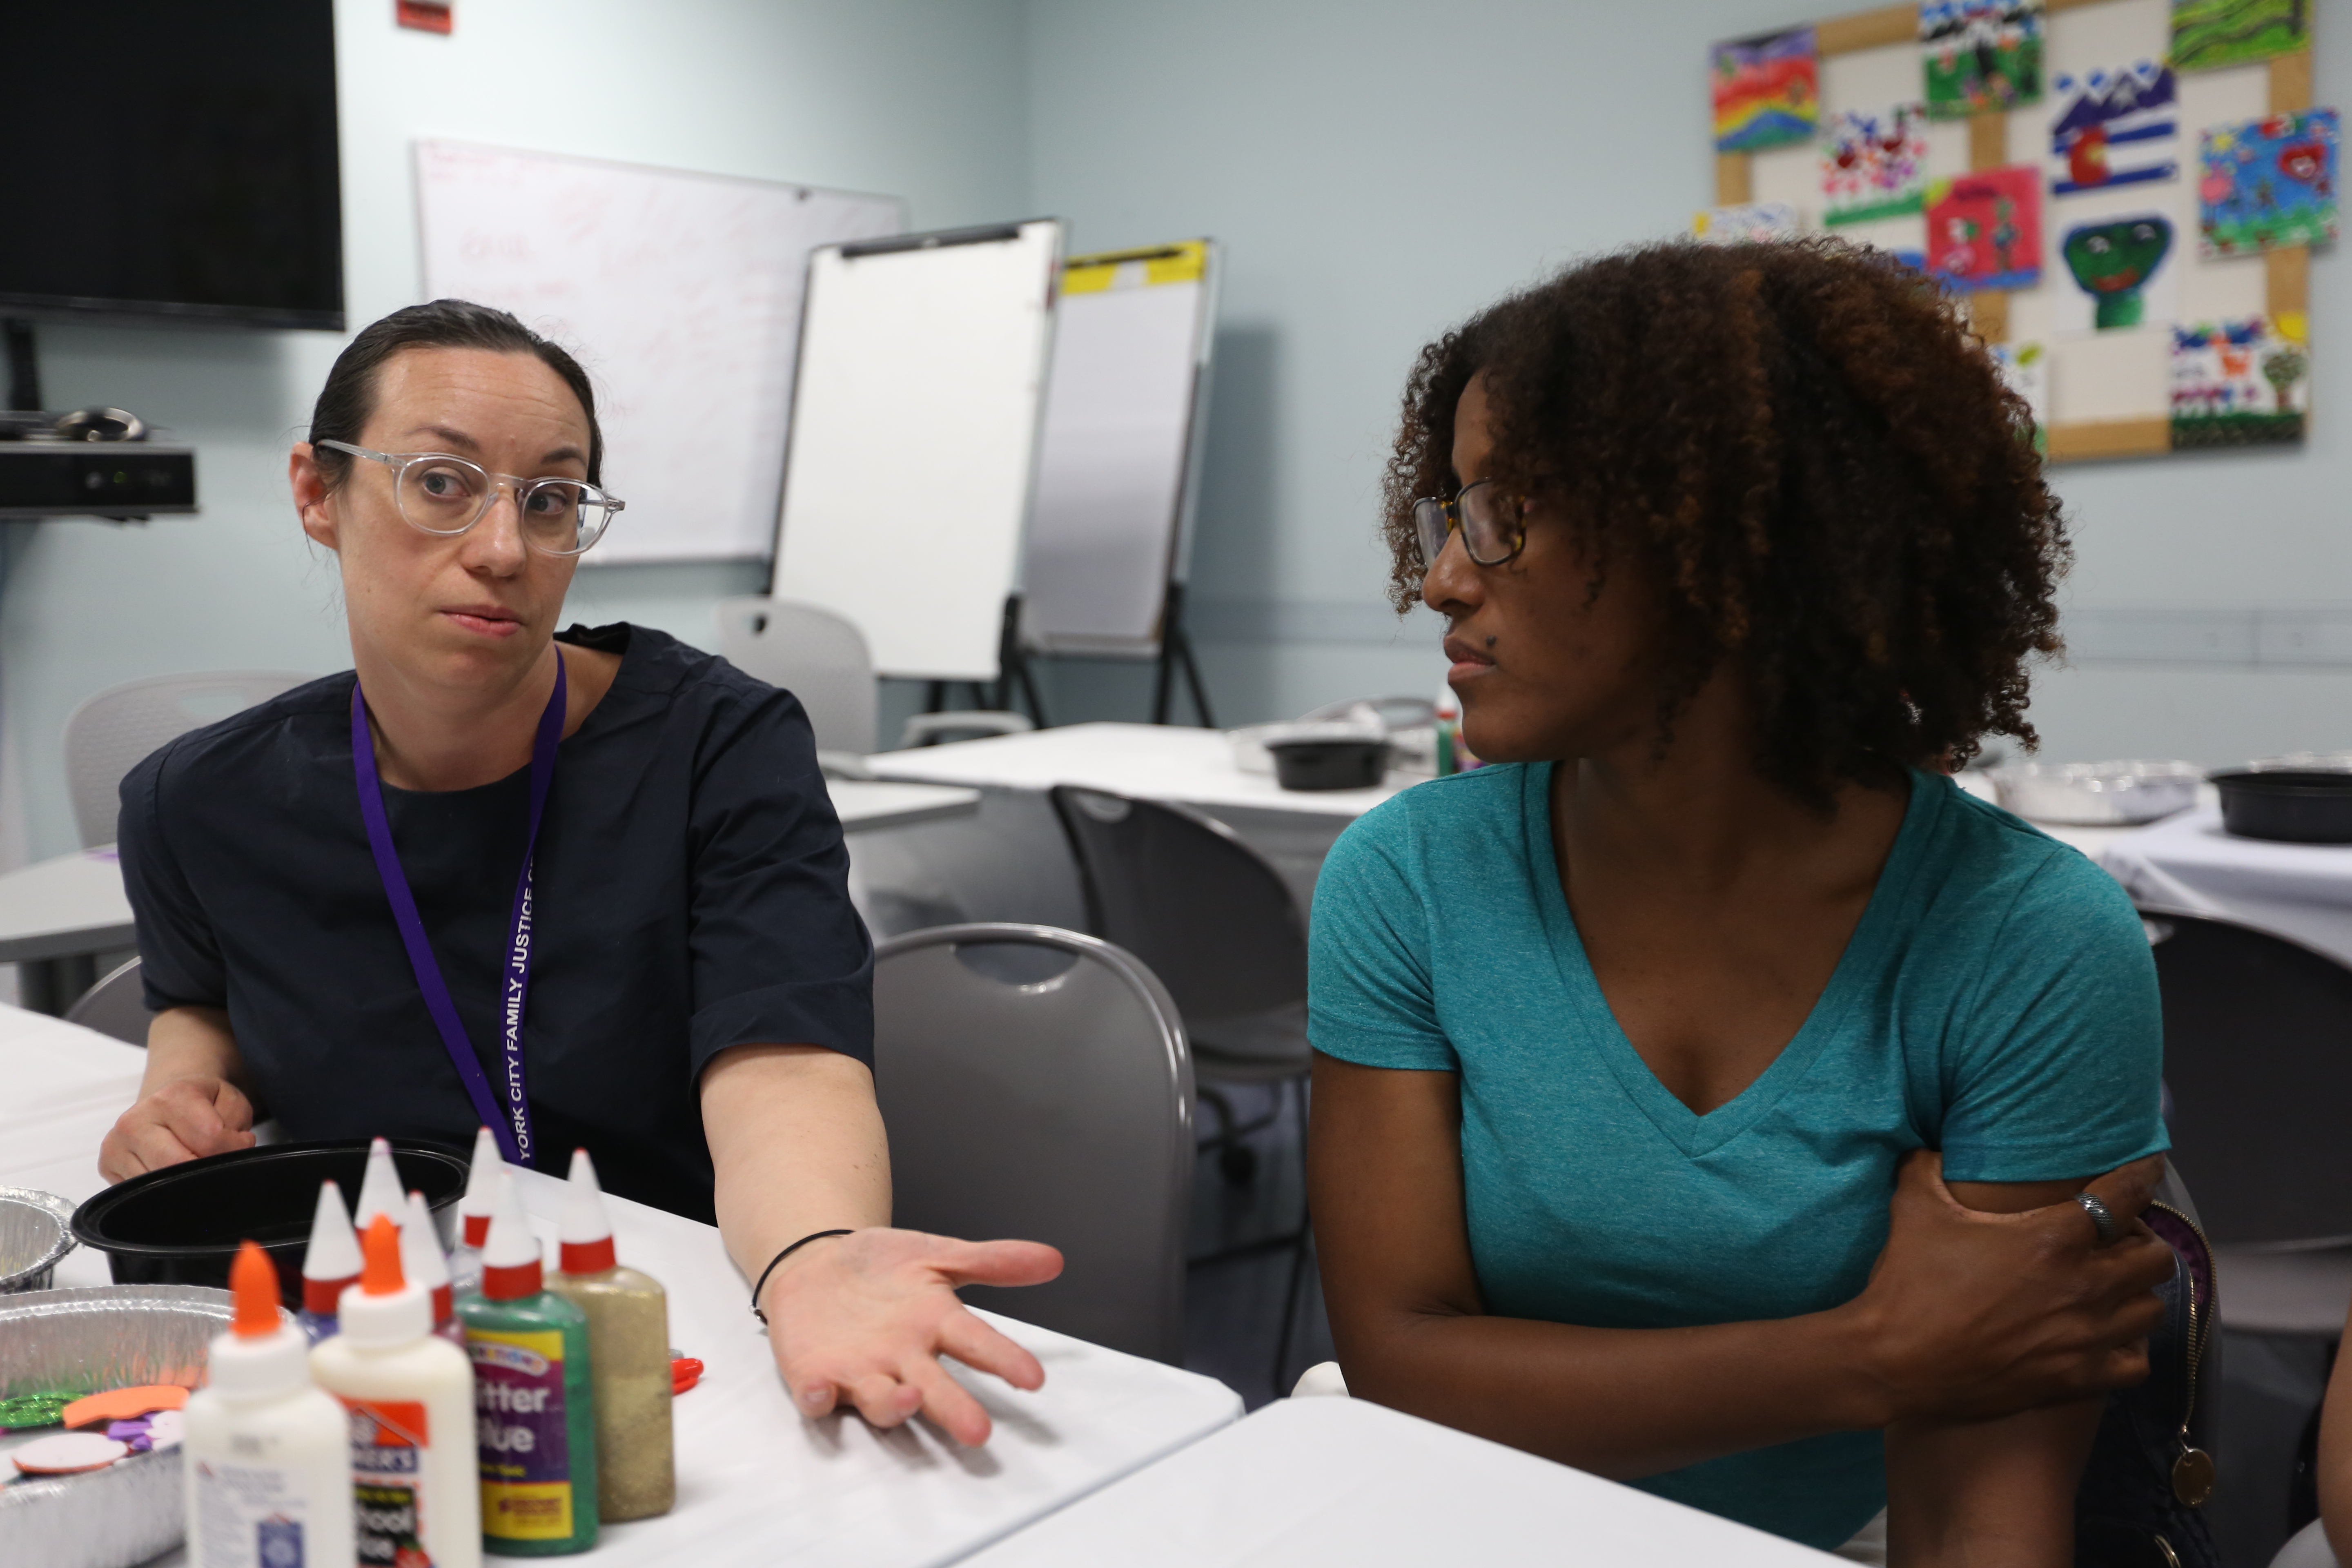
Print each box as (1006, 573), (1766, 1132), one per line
(715, 597), (1031, 769)
(64, 671), (312, 848)
(1049, 785), (1316, 1387)
(715, 597), (880, 762)
(2143, 907), (2352, 1547)
(63, 957), (148, 1046)
(873, 922), (1193, 1363)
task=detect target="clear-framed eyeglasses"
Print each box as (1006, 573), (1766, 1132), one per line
(317, 440), (624, 557)
(1412, 479), (1526, 569)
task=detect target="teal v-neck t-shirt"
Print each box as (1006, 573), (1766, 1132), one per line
(1308, 764), (2167, 1551)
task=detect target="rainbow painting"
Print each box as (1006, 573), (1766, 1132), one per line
(1714, 27), (1819, 153)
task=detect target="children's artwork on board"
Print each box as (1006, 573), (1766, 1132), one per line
(1992, 341), (2049, 449)
(1713, 27), (1819, 152)
(2057, 213), (2178, 331)
(2169, 0), (2310, 74)
(1693, 203), (1803, 243)
(2171, 316), (2309, 446)
(1921, 0), (2045, 120)
(2199, 110), (2340, 257)
(1925, 167), (2042, 290)
(1822, 104), (1930, 225)
(2049, 63), (2180, 196)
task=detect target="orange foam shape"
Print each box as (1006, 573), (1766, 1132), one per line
(62, 1384), (188, 1429)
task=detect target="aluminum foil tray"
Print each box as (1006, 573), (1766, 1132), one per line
(0, 1285), (231, 1568)
(0, 1187), (77, 1293)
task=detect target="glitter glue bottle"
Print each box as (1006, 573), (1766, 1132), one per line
(404, 1190), (466, 1348)
(459, 1176), (599, 1555)
(297, 1180), (362, 1345)
(546, 1148), (675, 1520)
(310, 1216), (481, 1568)
(451, 1126), (501, 1296)
(184, 1242), (356, 1568)
(355, 1136), (407, 1232)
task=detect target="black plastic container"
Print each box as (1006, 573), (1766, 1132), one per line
(71, 1138), (469, 1310)
(2211, 770), (2352, 844)
(1268, 738), (1390, 791)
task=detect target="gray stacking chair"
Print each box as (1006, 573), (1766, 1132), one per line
(64, 671), (312, 848)
(2141, 908), (2352, 1330)
(1048, 785), (1316, 1388)
(715, 597), (880, 768)
(2143, 907), (2352, 1550)
(715, 597), (1031, 769)
(62, 956), (148, 1046)
(872, 922), (1193, 1363)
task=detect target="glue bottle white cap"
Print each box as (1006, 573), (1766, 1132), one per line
(354, 1136), (405, 1231)
(300, 1179), (363, 1314)
(480, 1174), (546, 1300)
(557, 1147), (618, 1275)
(400, 1190), (453, 1328)
(338, 1214), (429, 1348)
(457, 1126), (501, 1248)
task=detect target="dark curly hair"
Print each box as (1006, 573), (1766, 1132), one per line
(1383, 237), (2066, 804)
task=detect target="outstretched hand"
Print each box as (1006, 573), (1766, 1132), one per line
(1851, 1150), (2174, 1424)
(757, 1227), (1065, 1446)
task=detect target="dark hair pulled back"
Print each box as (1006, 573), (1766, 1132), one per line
(307, 298), (603, 486)
(1382, 237), (2067, 805)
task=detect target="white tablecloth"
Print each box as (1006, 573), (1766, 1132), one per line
(959, 1396), (1837, 1566)
(0, 1005), (1242, 1568)
(2094, 805), (2352, 969)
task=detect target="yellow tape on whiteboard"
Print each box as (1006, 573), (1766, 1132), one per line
(1062, 239), (1208, 294)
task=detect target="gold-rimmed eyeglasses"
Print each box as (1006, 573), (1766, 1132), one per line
(1411, 479), (1526, 569)
(318, 440), (624, 557)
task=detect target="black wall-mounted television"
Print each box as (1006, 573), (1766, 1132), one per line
(0, 0), (344, 331)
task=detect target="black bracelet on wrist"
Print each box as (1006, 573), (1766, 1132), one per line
(749, 1228), (855, 1324)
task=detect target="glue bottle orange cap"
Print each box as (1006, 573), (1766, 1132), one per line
(232, 1240), (281, 1338)
(335, 1214), (429, 1348)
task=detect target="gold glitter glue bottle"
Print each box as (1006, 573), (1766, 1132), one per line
(546, 1148), (675, 1520)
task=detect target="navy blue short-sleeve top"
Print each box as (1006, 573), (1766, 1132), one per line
(117, 623), (873, 1222)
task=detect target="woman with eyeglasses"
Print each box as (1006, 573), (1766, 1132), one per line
(1308, 242), (2178, 1563)
(99, 299), (1059, 1446)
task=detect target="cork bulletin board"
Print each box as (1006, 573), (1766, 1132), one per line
(1704, 0), (2328, 463)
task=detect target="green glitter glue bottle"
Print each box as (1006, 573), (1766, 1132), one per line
(457, 1175), (599, 1556)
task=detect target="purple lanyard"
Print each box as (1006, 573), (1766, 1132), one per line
(350, 655), (566, 1169)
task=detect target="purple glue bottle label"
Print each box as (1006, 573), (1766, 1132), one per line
(469, 1330), (577, 1543)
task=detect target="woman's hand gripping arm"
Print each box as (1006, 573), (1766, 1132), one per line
(1310, 1051), (2172, 1483)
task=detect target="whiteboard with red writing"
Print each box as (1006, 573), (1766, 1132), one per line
(415, 140), (904, 564)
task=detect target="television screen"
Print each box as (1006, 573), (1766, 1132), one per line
(0, 0), (343, 330)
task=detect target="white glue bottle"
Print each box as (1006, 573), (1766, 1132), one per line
(311, 1214), (481, 1568)
(355, 1136), (407, 1232)
(402, 1189), (466, 1348)
(185, 1241), (356, 1568)
(297, 1179), (363, 1345)
(450, 1125), (501, 1296)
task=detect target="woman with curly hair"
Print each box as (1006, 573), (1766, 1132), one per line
(1307, 240), (2177, 1564)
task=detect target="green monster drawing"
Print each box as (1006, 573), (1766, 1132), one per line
(2060, 217), (2174, 330)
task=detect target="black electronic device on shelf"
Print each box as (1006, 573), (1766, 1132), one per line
(0, 406), (196, 521)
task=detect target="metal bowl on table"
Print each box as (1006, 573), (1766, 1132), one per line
(2210, 770), (2352, 844)
(1989, 761), (2202, 826)
(0, 1188), (77, 1294)
(0, 1284), (234, 1568)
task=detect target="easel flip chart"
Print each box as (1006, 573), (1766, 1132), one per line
(1023, 241), (1221, 659)
(768, 220), (1066, 682)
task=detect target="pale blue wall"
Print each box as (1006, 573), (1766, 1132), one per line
(4, 0), (1029, 860)
(1023, 0), (2352, 763)
(13, 2), (2352, 860)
